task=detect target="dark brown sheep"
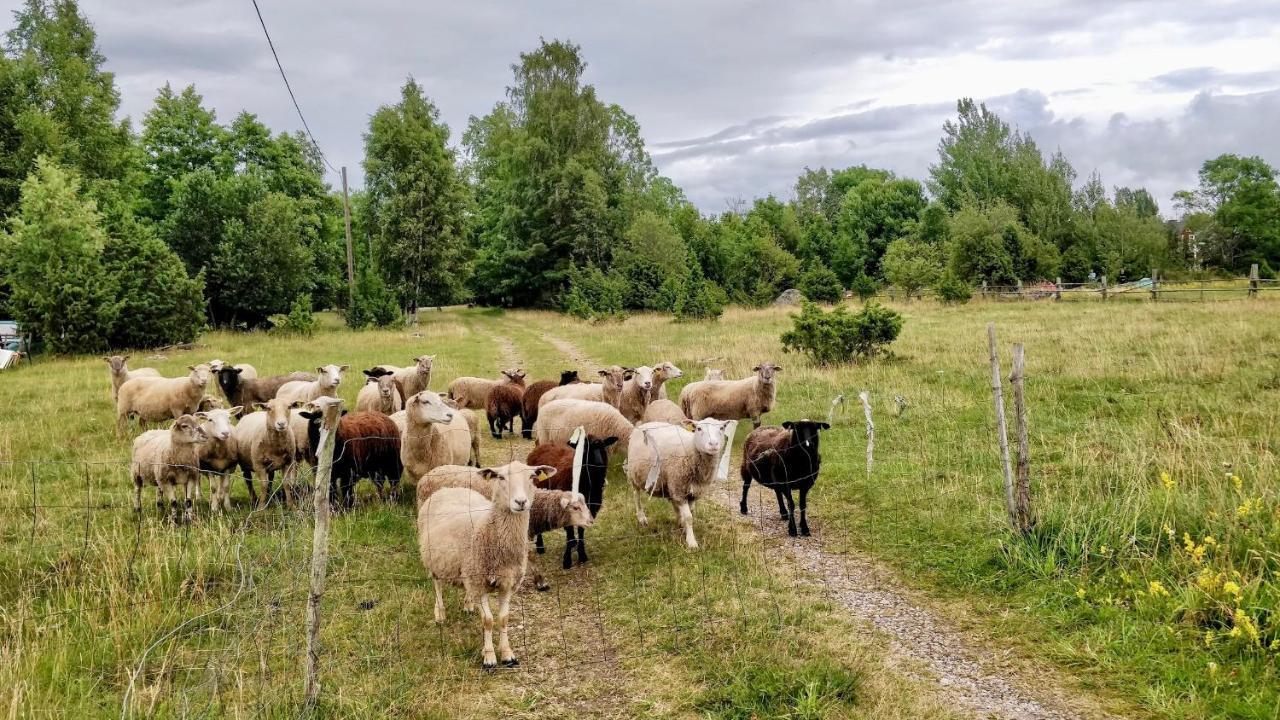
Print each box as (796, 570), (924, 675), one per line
(486, 377), (526, 439)
(299, 410), (403, 510)
(520, 370), (581, 439)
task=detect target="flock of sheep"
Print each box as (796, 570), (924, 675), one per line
(106, 351), (830, 668)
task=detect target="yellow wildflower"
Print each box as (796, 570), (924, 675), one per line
(1204, 630), (1215, 647)
(1208, 661), (1219, 675)
(1075, 587), (1086, 600)
(1195, 569), (1223, 593)
(1223, 581), (1241, 598)
(1160, 471), (1175, 490)
(1231, 474), (1242, 490)
(1147, 581), (1169, 597)
(1236, 498), (1259, 519)
(1233, 609), (1260, 645)
(1182, 533), (1207, 564)
(1203, 535), (1217, 547)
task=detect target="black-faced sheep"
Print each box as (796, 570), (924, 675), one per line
(739, 420), (829, 537)
(298, 409), (403, 510)
(520, 370), (580, 439)
(215, 368), (315, 407)
(526, 434), (616, 570)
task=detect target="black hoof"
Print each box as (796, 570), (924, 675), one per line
(502, 658), (519, 668)
(787, 526), (798, 537)
(490, 433), (502, 440)
(536, 583), (550, 592)
(535, 546), (545, 555)
(739, 503), (748, 515)
(800, 527), (811, 537)
(483, 662), (497, 672)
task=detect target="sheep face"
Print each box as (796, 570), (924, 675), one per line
(630, 366), (656, 392)
(598, 366), (629, 392)
(413, 355), (435, 375)
(196, 408), (241, 441)
(482, 462), (551, 513)
(256, 398), (299, 432)
(406, 391), (454, 425)
(104, 355), (130, 374)
(316, 364), (348, 390)
(375, 375), (396, 399)
(688, 419), (730, 457)
(751, 362), (782, 385)
(186, 364), (212, 390)
(704, 368), (725, 381)
(558, 370), (580, 385)
(561, 492), (594, 527)
(501, 368), (526, 385)
(171, 415), (209, 445)
(654, 362), (683, 382)
(782, 420), (830, 454)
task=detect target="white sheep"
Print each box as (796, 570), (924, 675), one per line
(417, 462), (551, 668)
(195, 406), (242, 514)
(393, 391), (472, 480)
(374, 354), (435, 400)
(618, 365), (657, 423)
(116, 364), (213, 436)
(208, 359), (258, 379)
(356, 369), (403, 414)
(447, 368), (524, 410)
(275, 364), (347, 405)
(679, 362), (781, 428)
(232, 397), (302, 508)
(104, 355), (160, 400)
(703, 367), (726, 381)
(130, 414), (208, 522)
(626, 419), (731, 549)
(652, 361), (683, 401)
(534, 398), (635, 450)
(539, 366), (630, 409)
(641, 399), (687, 425)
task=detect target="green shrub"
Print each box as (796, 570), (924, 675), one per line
(673, 276), (726, 321)
(934, 272), (973, 304)
(798, 264), (844, 303)
(347, 267), (402, 329)
(849, 273), (879, 301)
(562, 265), (626, 321)
(780, 301), (903, 365)
(269, 294), (315, 336)
(102, 219), (206, 348)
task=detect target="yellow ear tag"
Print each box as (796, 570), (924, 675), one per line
(536, 471), (548, 481)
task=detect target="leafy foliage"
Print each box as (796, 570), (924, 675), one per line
(205, 192), (313, 328)
(269, 293), (315, 337)
(780, 301), (903, 365)
(798, 263), (843, 303)
(881, 237), (942, 297)
(101, 218), (205, 348)
(561, 264), (626, 321)
(849, 273), (879, 301)
(346, 266), (402, 329)
(933, 272), (972, 304)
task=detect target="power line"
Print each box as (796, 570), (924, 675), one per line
(250, 0), (338, 173)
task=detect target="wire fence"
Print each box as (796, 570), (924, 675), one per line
(874, 273), (1280, 303)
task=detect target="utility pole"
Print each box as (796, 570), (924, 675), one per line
(341, 167), (356, 310)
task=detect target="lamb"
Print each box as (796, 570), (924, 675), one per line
(520, 370), (580, 439)
(739, 420), (830, 537)
(641, 399), (687, 425)
(539, 366), (631, 409)
(395, 391), (472, 480)
(208, 359), (257, 379)
(652, 361), (683, 401)
(195, 405), (242, 515)
(417, 462), (551, 668)
(485, 372), (526, 439)
(356, 368), (403, 414)
(626, 419), (731, 549)
(447, 368), (524, 410)
(275, 364), (347, 405)
(526, 434), (616, 572)
(215, 367), (315, 407)
(679, 361), (782, 428)
(116, 364), (213, 436)
(298, 409), (403, 509)
(104, 355), (160, 400)
(374, 354), (435, 401)
(703, 368), (726, 381)
(130, 414), (208, 522)
(232, 397), (302, 508)
(534, 399), (635, 451)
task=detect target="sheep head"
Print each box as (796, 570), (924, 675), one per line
(481, 462), (550, 513)
(195, 408), (239, 441)
(751, 362), (782, 385)
(186, 364), (212, 389)
(406, 391), (454, 425)
(653, 361), (683, 383)
(104, 355), (129, 374)
(315, 364), (348, 389)
(170, 414), (209, 445)
(560, 492), (594, 528)
(413, 355), (435, 374)
(684, 418), (730, 457)
(558, 370), (581, 385)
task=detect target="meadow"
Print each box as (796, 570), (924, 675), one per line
(2, 296), (1278, 719)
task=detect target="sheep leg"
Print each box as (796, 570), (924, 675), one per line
(259, 468), (275, 510)
(489, 414), (501, 440)
(479, 593), (497, 670)
(497, 590), (517, 667)
(798, 484), (811, 537)
(773, 487), (789, 520)
(164, 482), (179, 523)
(242, 466), (259, 508)
(182, 479), (194, 523)
(530, 545), (548, 591)
(739, 473), (753, 515)
(633, 486), (649, 526)
(133, 475), (143, 514)
(561, 527), (575, 570)
(676, 500), (698, 550)
(521, 414), (533, 440)
(782, 488), (798, 537)
(432, 575), (446, 622)
(535, 533), (545, 555)
(576, 526), (588, 564)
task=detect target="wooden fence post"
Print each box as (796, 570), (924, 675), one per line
(1054, 277), (1062, 302)
(1010, 344), (1033, 534)
(981, 281), (988, 300)
(1015, 278), (1023, 299)
(987, 324), (1018, 534)
(304, 396), (342, 710)
(1100, 275), (1108, 301)
(858, 390), (874, 477)
(1250, 263), (1260, 298)
(1150, 268), (1159, 302)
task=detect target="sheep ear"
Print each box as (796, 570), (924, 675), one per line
(339, 365), (349, 372)
(560, 494), (572, 509)
(363, 369), (377, 378)
(195, 412), (210, 420)
(597, 369), (608, 377)
(752, 365), (760, 372)
(315, 366), (325, 374)
(601, 436), (618, 448)
(252, 403), (268, 411)
(818, 422), (830, 430)
(535, 465), (558, 479)
(230, 406), (244, 418)
(683, 420), (695, 431)
(187, 364), (197, 371)
(774, 365), (783, 372)
(289, 400), (305, 409)
(480, 467), (504, 481)
(782, 421), (793, 430)
(230, 367), (243, 375)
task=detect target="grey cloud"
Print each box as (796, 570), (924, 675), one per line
(1146, 66), (1280, 92)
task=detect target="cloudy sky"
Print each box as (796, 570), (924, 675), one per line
(58, 0), (1280, 215)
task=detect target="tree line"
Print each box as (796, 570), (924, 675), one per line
(2, 1), (1278, 351)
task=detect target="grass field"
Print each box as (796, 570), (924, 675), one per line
(2, 296), (1278, 718)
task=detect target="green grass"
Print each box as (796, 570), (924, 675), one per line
(0, 311), (960, 719)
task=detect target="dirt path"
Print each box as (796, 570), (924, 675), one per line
(494, 334), (524, 369)
(538, 331), (1120, 720)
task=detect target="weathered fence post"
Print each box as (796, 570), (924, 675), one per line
(1015, 278), (1023, 299)
(987, 324), (1018, 534)
(1010, 344), (1034, 534)
(1250, 263), (1260, 298)
(981, 281), (988, 300)
(1054, 277), (1062, 302)
(858, 390), (874, 477)
(1100, 275), (1108, 301)
(303, 396), (342, 710)
(1150, 268), (1159, 302)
